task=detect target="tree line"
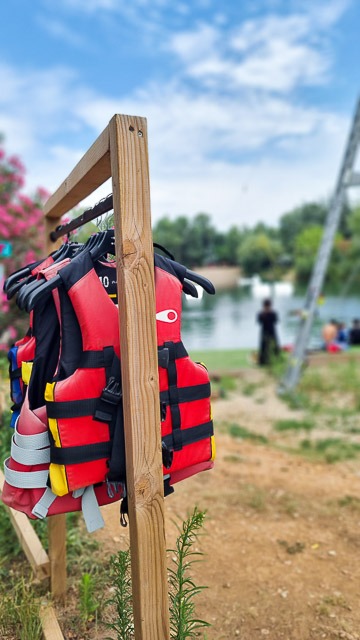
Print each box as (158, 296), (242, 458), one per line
(152, 200), (360, 291)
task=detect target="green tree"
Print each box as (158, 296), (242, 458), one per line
(279, 202), (327, 253)
(294, 225), (347, 287)
(214, 225), (244, 265)
(237, 232), (283, 276)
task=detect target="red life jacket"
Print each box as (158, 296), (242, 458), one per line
(3, 256), (123, 532)
(2, 250), (215, 531)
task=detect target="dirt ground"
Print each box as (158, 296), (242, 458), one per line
(94, 369), (360, 640)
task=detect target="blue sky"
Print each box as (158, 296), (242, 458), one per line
(0, 0), (359, 229)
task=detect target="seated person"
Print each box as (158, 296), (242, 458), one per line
(335, 321), (348, 350)
(321, 319), (337, 349)
(348, 319), (360, 346)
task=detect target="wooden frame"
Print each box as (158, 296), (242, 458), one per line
(0, 469), (50, 580)
(43, 114), (170, 639)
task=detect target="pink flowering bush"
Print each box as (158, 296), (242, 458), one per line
(0, 143), (49, 347)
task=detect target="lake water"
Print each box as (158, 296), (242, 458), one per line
(181, 288), (360, 351)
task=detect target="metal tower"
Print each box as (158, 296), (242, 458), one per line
(279, 97), (360, 393)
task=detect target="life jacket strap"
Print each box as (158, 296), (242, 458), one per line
(11, 437), (50, 466)
(158, 342), (187, 368)
(32, 487), (58, 519)
(160, 382), (210, 406)
(162, 420), (214, 450)
(9, 367), (22, 380)
(81, 485), (105, 533)
(4, 458), (49, 489)
(13, 424), (50, 450)
(50, 441), (112, 466)
(78, 350), (114, 369)
(46, 397), (98, 419)
(164, 341), (182, 451)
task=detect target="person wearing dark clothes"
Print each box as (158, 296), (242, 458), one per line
(349, 319), (360, 346)
(257, 298), (280, 365)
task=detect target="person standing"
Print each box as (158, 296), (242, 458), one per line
(348, 318), (360, 346)
(257, 298), (280, 365)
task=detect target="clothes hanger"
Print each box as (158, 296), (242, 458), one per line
(7, 242), (83, 301)
(12, 242), (83, 307)
(5, 241), (83, 300)
(22, 231), (115, 312)
(3, 259), (45, 293)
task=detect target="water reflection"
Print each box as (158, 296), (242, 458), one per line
(182, 288), (360, 351)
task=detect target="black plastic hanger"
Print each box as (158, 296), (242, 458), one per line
(184, 268), (215, 295)
(22, 232), (115, 312)
(13, 242), (83, 307)
(3, 259), (44, 293)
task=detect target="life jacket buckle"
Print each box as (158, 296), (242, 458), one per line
(158, 347), (170, 368)
(162, 441), (173, 469)
(94, 376), (122, 423)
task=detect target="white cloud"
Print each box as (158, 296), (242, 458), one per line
(0, 0), (356, 227)
(167, 10), (335, 92)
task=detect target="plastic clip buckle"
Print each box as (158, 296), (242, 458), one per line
(94, 376), (122, 423)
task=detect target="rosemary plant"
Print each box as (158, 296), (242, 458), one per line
(168, 507), (210, 640)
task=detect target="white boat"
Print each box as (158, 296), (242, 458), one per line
(239, 274), (294, 298)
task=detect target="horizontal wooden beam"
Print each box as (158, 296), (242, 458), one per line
(0, 470), (50, 580)
(44, 124), (111, 220)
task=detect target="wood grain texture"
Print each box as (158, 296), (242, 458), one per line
(109, 114), (170, 640)
(44, 125), (111, 220)
(48, 515), (67, 601)
(44, 196), (68, 601)
(0, 470), (50, 580)
(40, 605), (65, 640)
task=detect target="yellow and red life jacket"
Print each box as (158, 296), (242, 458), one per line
(2, 248), (215, 531)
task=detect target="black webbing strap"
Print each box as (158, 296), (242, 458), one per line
(164, 341), (182, 451)
(94, 349), (122, 424)
(162, 420), (213, 450)
(10, 367), (22, 380)
(160, 382), (210, 406)
(46, 397), (98, 419)
(78, 351), (108, 369)
(158, 342), (187, 368)
(50, 441), (112, 465)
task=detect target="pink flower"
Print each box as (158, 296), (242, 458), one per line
(8, 155), (25, 173)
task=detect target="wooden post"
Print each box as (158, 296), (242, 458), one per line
(44, 217), (68, 601)
(109, 115), (170, 639)
(41, 115), (170, 635)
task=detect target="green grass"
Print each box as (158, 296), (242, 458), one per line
(274, 418), (315, 432)
(228, 423), (268, 444)
(299, 438), (360, 463)
(189, 349), (252, 371)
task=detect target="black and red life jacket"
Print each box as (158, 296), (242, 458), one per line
(7, 255), (56, 426)
(2, 246), (215, 531)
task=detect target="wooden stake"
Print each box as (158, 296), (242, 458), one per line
(0, 470), (50, 580)
(40, 604), (65, 640)
(109, 114), (170, 640)
(44, 215), (68, 602)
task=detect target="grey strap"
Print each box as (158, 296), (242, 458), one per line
(3, 458), (48, 489)
(81, 485), (104, 533)
(72, 488), (85, 499)
(11, 438), (50, 465)
(31, 487), (58, 519)
(14, 428), (50, 450)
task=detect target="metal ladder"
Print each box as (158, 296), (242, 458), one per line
(279, 97), (360, 393)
